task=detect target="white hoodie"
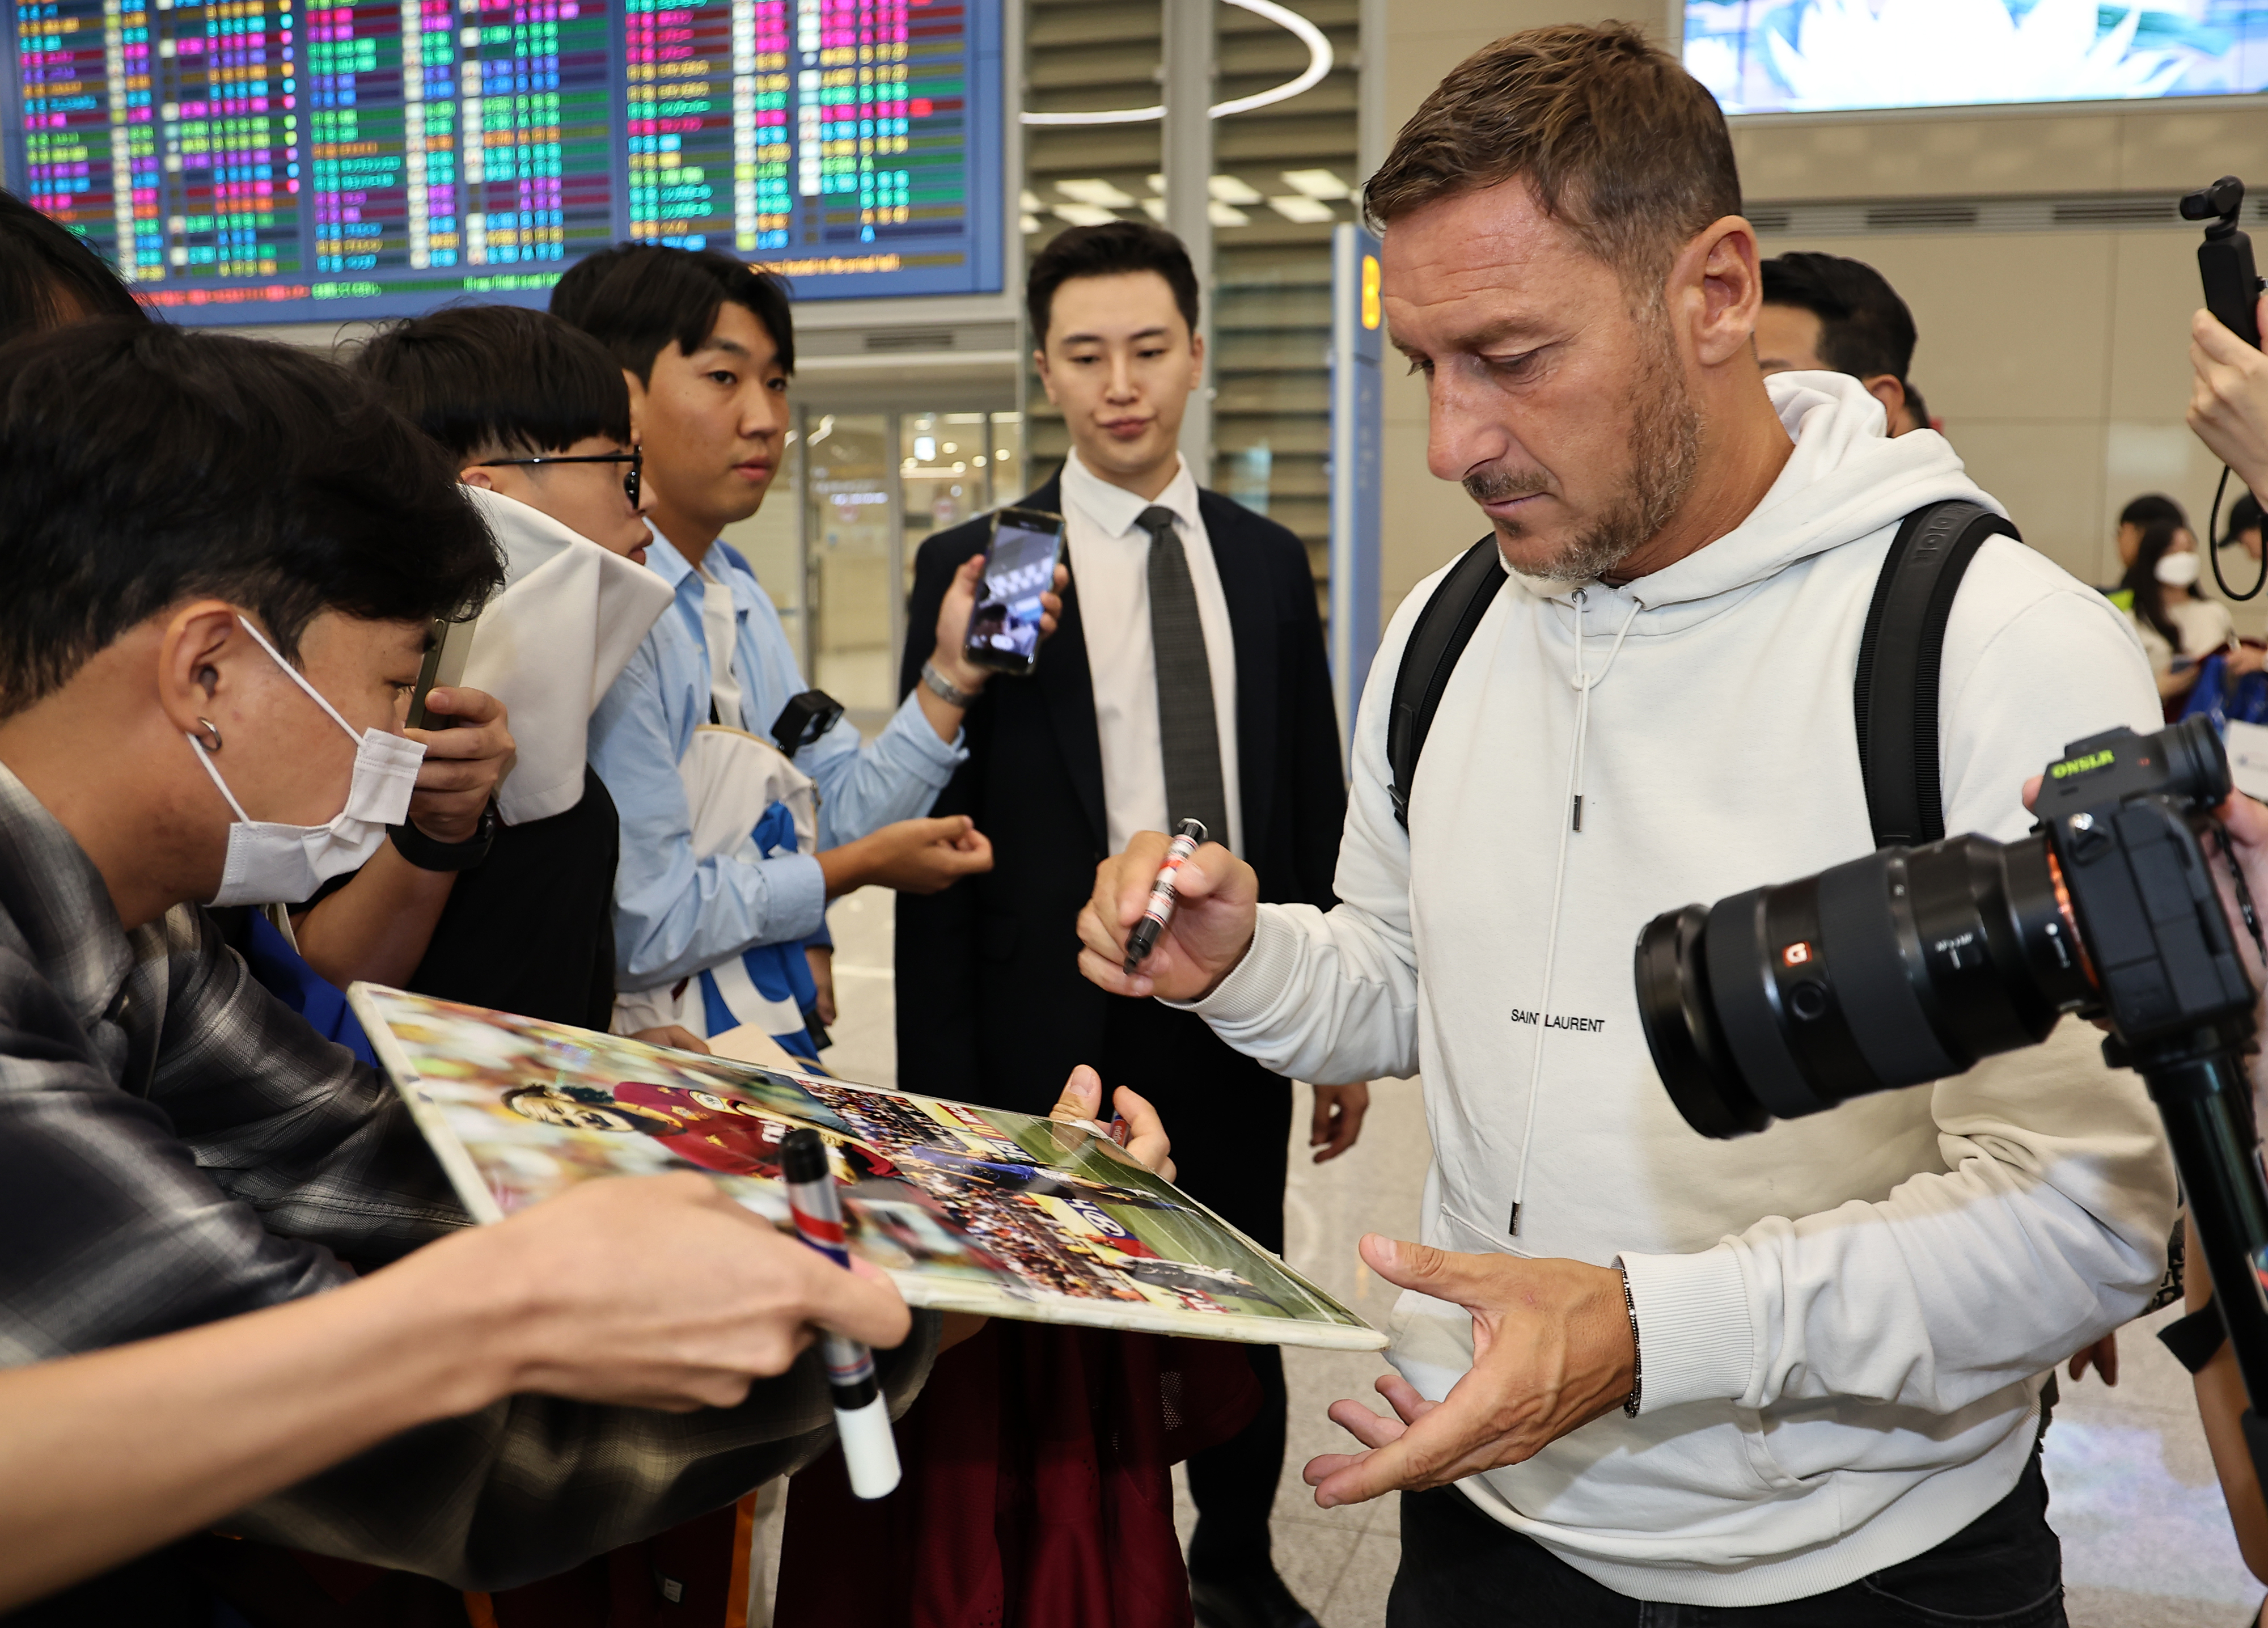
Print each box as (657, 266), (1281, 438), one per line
(457, 485), (675, 825)
(1186, 374), (2179, 1604)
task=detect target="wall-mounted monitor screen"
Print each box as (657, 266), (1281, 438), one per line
(3, 0), (1002, 324)
(1688, 0), (2268, 116)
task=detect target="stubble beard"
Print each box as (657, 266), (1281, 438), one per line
(1466, 315), (1703, 584)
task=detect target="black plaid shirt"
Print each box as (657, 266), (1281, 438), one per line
(0, 764), (934, 1591)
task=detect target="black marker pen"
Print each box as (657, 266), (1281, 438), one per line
(1123, 818), (1208, 974)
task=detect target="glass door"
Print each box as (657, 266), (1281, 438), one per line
(900, 411), (1028, 590)
(804, 412), (898, 718)
(798, 408), (1031, 732)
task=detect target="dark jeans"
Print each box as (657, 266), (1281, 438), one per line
(1186, 1343), (1289, 1580)
(1388, 1447), (2064, 1627)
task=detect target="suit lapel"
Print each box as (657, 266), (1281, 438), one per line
(1201, 492), (1278, 861)
(1027, 475), (1110, 851)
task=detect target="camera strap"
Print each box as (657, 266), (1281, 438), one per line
(1852, 501), (2019, 848)
(1385, 500), (2017, 840)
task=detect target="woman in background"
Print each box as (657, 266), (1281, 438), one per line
(2120, 518), (2257, 708)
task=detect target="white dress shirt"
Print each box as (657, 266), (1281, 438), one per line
(1059, 449), (1243, 855)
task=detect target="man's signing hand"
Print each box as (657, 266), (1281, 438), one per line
(1304, 1237), (1635, 1509)
(1076, 830), (1259, 1002)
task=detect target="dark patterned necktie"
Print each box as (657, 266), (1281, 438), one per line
(1139, 504), (1228, 846)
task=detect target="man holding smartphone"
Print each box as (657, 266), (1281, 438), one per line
(896, 221), (1361, 1628)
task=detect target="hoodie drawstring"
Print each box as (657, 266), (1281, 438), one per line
(1508, 589), (1643, 1236)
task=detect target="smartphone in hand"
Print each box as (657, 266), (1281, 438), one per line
(964, 506), (1065, 678)
(405, 616), (477, 730)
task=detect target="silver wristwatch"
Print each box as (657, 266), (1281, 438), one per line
(920, 659), (979, 708)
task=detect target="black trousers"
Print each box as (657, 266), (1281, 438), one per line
(1388, 1445), (2066, 1627)
(1097, 997), (1294, 1581)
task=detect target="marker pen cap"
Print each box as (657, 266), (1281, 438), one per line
(836, 1392), (903, 1499)
(780, 1127), (829, 1185)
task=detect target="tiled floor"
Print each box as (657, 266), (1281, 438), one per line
(820, 885), (2263, 1627)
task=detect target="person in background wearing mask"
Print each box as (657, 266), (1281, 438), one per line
(2198, 491), (2268, 642)
(0, 185), (523, 1060)
(2119, 518), (2259, 705)
(2109, 492), (2189, 589)
(553, 246), (1050, 1046)
(0, 320), (938, 1622)
(1754, 250), (1928, 435)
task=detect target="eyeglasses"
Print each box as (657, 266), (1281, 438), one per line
(473, 447), (642, 508)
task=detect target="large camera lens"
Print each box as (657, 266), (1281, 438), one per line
(1636, 834), (2094, 1139)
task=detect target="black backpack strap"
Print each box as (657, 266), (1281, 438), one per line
(1386, 537), (1507, 828)
(1852, 500), (2020, 848)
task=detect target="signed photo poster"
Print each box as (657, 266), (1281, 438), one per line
(348, 985), (1385, 1351)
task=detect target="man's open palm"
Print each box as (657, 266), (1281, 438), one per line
(1304, 1237), (1636, 1508)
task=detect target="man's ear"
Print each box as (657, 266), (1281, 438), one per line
(1032, 348), (1060, 407)
(1186, 328), (1206, 392)
(1862, 373), (1910, 433)
(155, 601), (250, 738)
(460, 466), (500, 491)
(1683, 215), (1764, 369)
(622, 367), (648, 442)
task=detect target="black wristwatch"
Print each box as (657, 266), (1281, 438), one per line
(388, 804), (498, 873)
(2159, 1293), (2228, 1375)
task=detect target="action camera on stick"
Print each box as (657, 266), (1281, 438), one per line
(2182, 177), (2268, 597)
(2184, 174), (2264, 351)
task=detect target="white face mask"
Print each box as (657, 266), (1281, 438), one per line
(2157, 549), (2203, 589)
(188, 617), (428, 907)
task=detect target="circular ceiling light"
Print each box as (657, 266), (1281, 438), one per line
(1021, 0), (1332, 126)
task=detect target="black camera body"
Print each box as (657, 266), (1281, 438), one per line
(2032, 723), (2256, 1060)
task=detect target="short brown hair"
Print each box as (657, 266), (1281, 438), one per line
(1364, 23), (1741, 290)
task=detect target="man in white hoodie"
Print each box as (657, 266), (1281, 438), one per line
(1075, 24), (2176, 1623)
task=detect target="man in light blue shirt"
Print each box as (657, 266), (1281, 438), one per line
(558, 245), (1058, 1017)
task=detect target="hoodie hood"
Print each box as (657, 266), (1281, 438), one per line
(458, 485), (675, 825)
(1520, 371), (1996, 626)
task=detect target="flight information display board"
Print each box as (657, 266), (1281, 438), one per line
(2, 0), (1001, 322)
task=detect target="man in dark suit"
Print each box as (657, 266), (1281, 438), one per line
(896, 222), (1366, 1628)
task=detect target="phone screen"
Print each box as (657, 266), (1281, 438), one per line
(967, 512), (1063, 673)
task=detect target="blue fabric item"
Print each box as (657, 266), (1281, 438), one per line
(240, 910), (377, 1065)
(588, 527), (963, 990)
(696, 797), (827, 1067)
(2180, 652), (2268, 730)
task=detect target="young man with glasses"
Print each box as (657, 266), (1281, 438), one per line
(555, 246), (1059, 1047)
(288, 305), (692, 1042)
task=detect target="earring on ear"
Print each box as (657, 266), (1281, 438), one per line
(194, 718), (223, 752)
